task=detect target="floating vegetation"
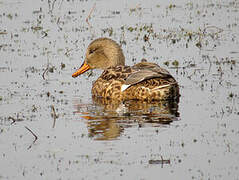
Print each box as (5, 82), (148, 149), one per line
(6, 13), (13, 20)
(61, 63), (66, 69)
(0, 31), (7, 35)
(111, 23), (225, 50)
(0, 1), (239, 179)
(163, 61), (170, 66)
(168, 4), (176, 9)
(102, 27), (113, 36)
(172, 60), (179, 67)
(31, 26), (43, 32)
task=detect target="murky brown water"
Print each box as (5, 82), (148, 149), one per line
(0, 0), (239, 179)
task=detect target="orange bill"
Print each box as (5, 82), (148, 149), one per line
(72, 61), (90, 78)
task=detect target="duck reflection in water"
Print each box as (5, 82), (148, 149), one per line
(74, 96), (179, 141)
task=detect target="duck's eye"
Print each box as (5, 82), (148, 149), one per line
(89, 47), (100, 55)
(89, 49), (94, 54)
(89, 47), (98, 54)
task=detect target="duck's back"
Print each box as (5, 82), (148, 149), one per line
(92, 62), (179, 101)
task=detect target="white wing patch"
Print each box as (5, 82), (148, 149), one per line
(121, 84), (131, 92)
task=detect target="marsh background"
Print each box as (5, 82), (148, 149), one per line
(0, 0), (239, 179)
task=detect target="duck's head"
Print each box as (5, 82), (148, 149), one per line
(72, 38), (125, 78)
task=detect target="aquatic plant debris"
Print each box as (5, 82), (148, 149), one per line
(24, 126), (38, 150)
(0, 0), (238, 179)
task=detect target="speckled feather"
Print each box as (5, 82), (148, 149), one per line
(92, 62), (179, 101)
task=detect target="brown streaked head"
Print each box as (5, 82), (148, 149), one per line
(72, 38), (125, 78)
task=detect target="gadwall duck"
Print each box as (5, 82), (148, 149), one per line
(72, 38), (179, 101)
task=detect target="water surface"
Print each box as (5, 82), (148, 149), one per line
(0, 0), (239, 179)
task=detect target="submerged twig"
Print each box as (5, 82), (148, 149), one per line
(56, 17), (63, 31)
(42, 67), (48, 80)
(25, 126), (38, 149)
(48, 0), (57, 13)
(9, 114), (24, 125)
(203, 25), (223, 34)
(86, 3), (96, 28)
(42, 58), (50, 80)
(59, 0), (64, 9)
(9, 116), (16, 125)
(51, 105), (57, 128)
(148, 155), (170, 167)
(51, 0), (57, 12)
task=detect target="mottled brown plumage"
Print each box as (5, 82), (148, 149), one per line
(72, 38), (179, 101)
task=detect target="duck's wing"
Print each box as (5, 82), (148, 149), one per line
(125, 69), (166, 85)
(125, 62), (173, 86)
